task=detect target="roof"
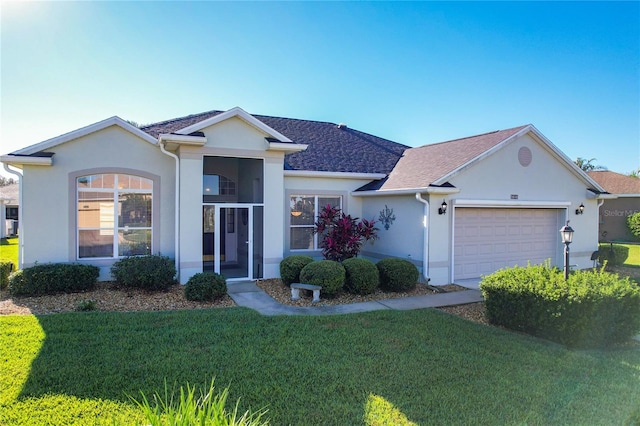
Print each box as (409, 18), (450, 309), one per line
(141, 110), (409, 174)
(0, 183), (19, 205)
(362, 125), (529, 191)
(587, 171), (640, 195)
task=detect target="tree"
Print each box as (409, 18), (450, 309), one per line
(0, 176), (16, 187)
(574, 157), (606, 172)
(628, 168), (640, 178)
(314, 204), (378, 262)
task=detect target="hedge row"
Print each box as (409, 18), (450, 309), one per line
(8, 263), (99, 296)
(280, 256), (419, 296)
(0, 259), (13, 290)
(480, 263), (640, 348)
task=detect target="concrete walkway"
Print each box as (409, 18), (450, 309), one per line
(227, 281), (484, 316)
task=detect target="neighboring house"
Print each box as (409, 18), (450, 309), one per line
(0, 183), (19, 238)
(0, 107), (608, 285)
(587, 171), (640, 242)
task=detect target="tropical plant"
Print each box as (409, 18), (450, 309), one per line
(574, 157), (606, 172)
(313, 204), (378, 262)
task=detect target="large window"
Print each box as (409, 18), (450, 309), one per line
(77, 173), (152, 258)
(289, 195), (341, 250)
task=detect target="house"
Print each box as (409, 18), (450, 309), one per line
(0, 183), (19, 238)
(0, 107), (608, 285)
(587, 171), (640, 242)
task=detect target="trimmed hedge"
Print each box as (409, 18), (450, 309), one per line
(184, 272), (227, 301)
(343, 257), (379, 295)
(111, 255), (176, 291)
(299, 260), (345, 296)
(280, 255), (314, 286)
(8, 263), (99, 296)
(480, 264), (640, 348)
(0, 259), (13, 290)
(598, 243), (629, 267)
(376, 258), (419, 292)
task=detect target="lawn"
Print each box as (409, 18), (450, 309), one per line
(2, 307), (639, 425)
(0, 237), (19, 268)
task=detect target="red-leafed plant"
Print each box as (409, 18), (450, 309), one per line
(314, 204), (379, 262)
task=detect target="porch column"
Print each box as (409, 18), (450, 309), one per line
(178, 152), (203, 283)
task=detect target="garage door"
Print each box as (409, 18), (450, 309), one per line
(454, 208), (561, 280)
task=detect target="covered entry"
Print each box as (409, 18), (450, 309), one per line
(453, 207), (564, 280)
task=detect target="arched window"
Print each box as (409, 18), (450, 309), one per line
(77, 173), (153, 258)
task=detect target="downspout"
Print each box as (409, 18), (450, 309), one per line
(415, 193), (430, 283)
(159, 141), (180, 281)
(3, 164), (23, 269)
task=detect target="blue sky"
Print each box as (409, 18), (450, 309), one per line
(1, 1), (638, 177)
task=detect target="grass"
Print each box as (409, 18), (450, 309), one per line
(0, 237), (19, 269)
(2, 308), (640, 425)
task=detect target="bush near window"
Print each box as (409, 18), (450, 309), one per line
(111, 255), (176, 291)
(299, 260), (346, 296)
(280, 255), (314, 286)
(343, 257), (379, 295)
(8, 263), (99, 296)
(184, 272), (227, 301)
(480, 264), (640, 348)
(0, 259), (13, 290)
(314, 204), (378, 262)
(376, 258), (419, 292)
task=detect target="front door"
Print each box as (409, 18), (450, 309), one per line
(203, 204), (252, 280)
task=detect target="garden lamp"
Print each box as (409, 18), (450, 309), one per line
(559, 221), (574, 280)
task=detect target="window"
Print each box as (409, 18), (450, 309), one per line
(203, 174), (236, 196)
(77, 173), (152, 258)
(289, 195), (341, 250)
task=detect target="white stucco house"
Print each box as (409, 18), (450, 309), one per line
(0, 107), (609, 285)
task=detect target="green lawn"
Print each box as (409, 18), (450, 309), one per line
(0, 237), (19, 268)
(2, 308), (639, 425)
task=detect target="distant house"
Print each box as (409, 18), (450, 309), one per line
(0, 183), (19, 238)
(1, 107), (608, 285)
(588, 171), (640, 242)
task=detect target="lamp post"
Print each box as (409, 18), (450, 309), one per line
(559, 221), (574, 280)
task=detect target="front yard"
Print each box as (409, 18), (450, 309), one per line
(2, 307), (640, 425)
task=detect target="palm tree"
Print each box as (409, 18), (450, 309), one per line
(574, 157), (606, 172)
(629, 168), (640, 178)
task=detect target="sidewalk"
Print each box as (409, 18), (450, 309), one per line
(227, 281), (484, 316)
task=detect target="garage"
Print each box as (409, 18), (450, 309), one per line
(454, 208), (563, 280)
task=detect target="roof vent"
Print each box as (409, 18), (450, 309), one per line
(337, 123), (348, 130)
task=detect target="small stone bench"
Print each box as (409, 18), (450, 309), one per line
(290, 283), (322, 303)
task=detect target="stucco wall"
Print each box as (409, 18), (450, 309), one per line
(598, 198), (640, 242)
(21, 125), (175, 280)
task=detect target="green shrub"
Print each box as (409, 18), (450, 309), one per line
(628, 212), (640, 239)
(75, 299), (97, 312)
(184, 272), (227, 301)
(343, 257), (379, 295)
(598, 243), (629, 267)
(480, 264), (640, 348)
(111, 255), (176, 291)
(0, 259), (13, 290)
(376, 258), (419, 292)
(299, 260), (345, 296)
(280, 255), (314, 285)
(8, 263), (99, 296)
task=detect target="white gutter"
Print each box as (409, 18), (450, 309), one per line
(415, 193), (430, 283)
(158, 141), (180, 281)
(353, 187), (461, 197)
(285, 170), (387, 180)
(2, 164), (23, 269)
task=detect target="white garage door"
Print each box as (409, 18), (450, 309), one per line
(454, 208), (561, 280)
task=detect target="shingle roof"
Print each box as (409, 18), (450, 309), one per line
(141, 110), (409, 174)
(364, 125), (529, 191)
(587, 171), (640, 195)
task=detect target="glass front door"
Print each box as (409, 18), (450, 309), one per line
(203, 204), (252, 280)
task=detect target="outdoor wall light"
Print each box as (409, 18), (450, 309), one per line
(438, 200), (448, 215)
(575, 203), (584, 215)
(559, 221), (574, 280)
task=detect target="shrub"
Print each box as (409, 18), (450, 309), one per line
(111, 255), (176, 291)
(280, 255), (314, 286)
(299, 260), (345, 296)
(75, 299), (97, 312)
(480, 264), (640, 348)
(0, 259), (13, 290)
(8, 263), (99, 296)
(314, 204), (379, 262)
(185, 272), (227, 301)
(628, 212), (640, 239)
(598, 243), (629, 267)
(376, 258), (419, 292)
(343, 257), (379, 295)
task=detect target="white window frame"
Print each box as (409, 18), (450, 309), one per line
(77, 173), (153, 259)
(289, 194), (342, 251)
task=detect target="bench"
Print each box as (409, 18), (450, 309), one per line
(290, 283), (322, 303)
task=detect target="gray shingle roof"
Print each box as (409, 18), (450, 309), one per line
(361, 125), (529, 191)
(141, 110), (409, 175)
